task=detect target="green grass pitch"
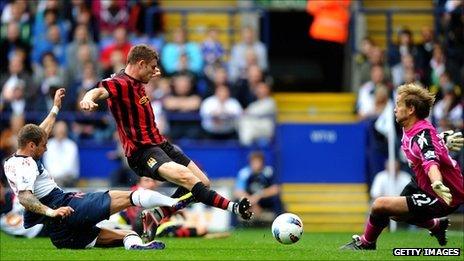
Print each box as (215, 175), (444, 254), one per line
(1, 229), (462, 260)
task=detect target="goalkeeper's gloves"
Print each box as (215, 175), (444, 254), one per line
(439, 130), (464, 152)
(431, 180), (452, 205)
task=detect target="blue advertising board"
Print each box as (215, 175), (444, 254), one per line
(276, 123), (366, 183)
(78, 123), (366, 183)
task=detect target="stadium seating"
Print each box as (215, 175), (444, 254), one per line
(273, 93), (357, 123)
(363, 0), (434, 49)
(282, 183), (369, 232)
(160, 0), (243, 54)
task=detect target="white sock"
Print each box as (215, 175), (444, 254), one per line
(227, 202), (237, 213)
(131, 189), (177, 208)
(123, 233), (142, 250)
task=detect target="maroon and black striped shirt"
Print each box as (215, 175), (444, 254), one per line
(99, 70), (165, 157)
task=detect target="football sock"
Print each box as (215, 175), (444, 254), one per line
(361, 214), (389, 244)
(191, 182), (231, 210)
(123, 233), (143, 250)
(409, 218), (439, 232)
(170, 186), (191, 198)
(130, 189), (177, 208)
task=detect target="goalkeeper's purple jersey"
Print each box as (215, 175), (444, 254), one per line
(401, 119), (464, 207)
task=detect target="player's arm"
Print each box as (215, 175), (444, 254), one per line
(39, 88), (65, 137)
(428, 165), (452, 205)
(80, 85), (110, 111)
(414, 129), (453, 205)
(18, 190), (74, 218)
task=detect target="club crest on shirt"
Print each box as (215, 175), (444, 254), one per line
(139, 95), (149, 105)
(147, 157), (157, 168)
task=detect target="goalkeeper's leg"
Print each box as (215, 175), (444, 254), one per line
(342, 196), (409, 249)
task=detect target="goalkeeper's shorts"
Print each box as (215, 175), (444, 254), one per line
(401, 179), (458, 221)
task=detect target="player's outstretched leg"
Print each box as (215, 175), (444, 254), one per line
(340, 235), (376, 250)
(190, 182), (253, 220)
(158, 163), (254, 220)
(341, 196), (408, 250)
(340, 214), (387, 250)
(141, 192), (195, 241)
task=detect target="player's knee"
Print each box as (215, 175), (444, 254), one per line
(371, 197), (390, 215)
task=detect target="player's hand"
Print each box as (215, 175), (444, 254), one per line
(53, 88), (66, 109)
(439, 130), (464, 151)
(431, 181), (452, 205)
(80, 99), (99, 111)
(51, 206), (75, 218)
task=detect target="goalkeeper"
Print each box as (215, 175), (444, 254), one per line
(342, 83), (464, 250)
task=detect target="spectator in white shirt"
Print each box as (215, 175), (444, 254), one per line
(356, 65), (387, 120)
(238, 82), (276, 146)
(43, 121), (79, 187)
(229, 26), (268, 83)
(200, 85), (243, 139)
(370, 159), (411, 200)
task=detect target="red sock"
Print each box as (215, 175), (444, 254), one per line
(191, 182), (230, 210)
(361, 214), (389, 244)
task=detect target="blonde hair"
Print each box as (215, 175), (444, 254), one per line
(17, 124), (47, 148)
(397, 83), (435, 119)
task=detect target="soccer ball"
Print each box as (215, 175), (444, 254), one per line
(271, 213), (303, 244)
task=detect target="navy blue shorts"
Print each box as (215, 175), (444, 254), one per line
(44, 189), (111, 249)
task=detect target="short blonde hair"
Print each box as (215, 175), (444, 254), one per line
(397, 83), (435, 119)
(17, 124), (47, 148)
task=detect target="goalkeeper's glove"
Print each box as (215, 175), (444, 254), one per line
(439, 130), (464, 152)
(431, 180), (452, 205)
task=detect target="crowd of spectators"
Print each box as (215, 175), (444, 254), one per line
(355, 0), (464, 186)
(0, 0), (276, 151)
(0, 0), (277, 189)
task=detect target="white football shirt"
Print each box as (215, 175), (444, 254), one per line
(4, 155), (58, 199)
